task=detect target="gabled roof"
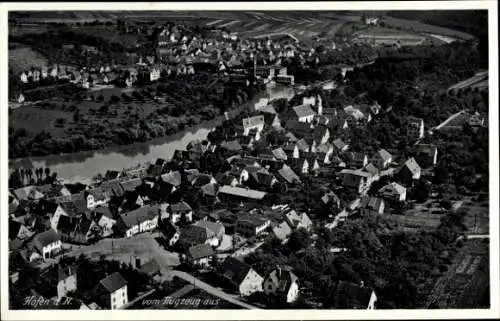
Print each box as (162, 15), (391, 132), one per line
(415, 144), (438, 155)
(120, 178), (143, 192)
(215, 173), (237, 186)
(33, 229), (60, 248)
(99, 272), (127, 293)
(359, 196), (384, 212)
(140, 258), (161, 276)
(170, 201), (192, 212)
(379, 182), (406, 195)
(272, 147), (288, 161)
(120, 205), (159, 228)
(260, 105), (277, 114)
(296, 138), (310, 152)
(363, 163), (379, 175)
(218, 185), (267, 200)
(201, 183), (218, 197)
(187, 243), (214, 259)
(332, 138), (347, 151)
(278, 164), (301, 184)
(292, 104), (316, 119)
(266, 267), (298, 294)
(221, 140), (242, 151)
(59, 201), (84, 218)
(402, 157), (421, 175)
(220, 257), (255, 285)
(160, 171), (182, 187)
(377, 149), (392, 162)
(12, 186), (44, 201)
(285, 120), (313, 137)
(86, 188), (109, 202)
(194, 220), (224, 236)
(272, 221), (293, 241)
(242, 115), (265, 128)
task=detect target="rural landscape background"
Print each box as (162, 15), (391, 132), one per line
(6, 9), (491, 312)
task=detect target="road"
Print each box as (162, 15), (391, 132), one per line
(431, 110), (466, 132)
(165, 270), (260, 310)
(456, 234), (489, 242)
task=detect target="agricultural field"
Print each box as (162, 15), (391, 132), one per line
(381, 15), (474, 40)
(8, 44), (49, 75)
(426, 238), (489, 308)
(448, 71), (489, 91)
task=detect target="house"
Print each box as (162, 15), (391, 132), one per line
(283, 143), (300, 159)
(169, 201), (193, 224)
(120, 178), (143, 193)
(247, 168), (278, 188)
(194, 220), (225, 242)
(140, 258), (162, 280)
(365, 17), (379, 25)
(93, 207), (116, 237)
(32, 229), (62, 260)
(20, 71), (28, 83)
(414, 144), (438, 168)
(185, 244), (214, 268)
(363, 163), (380, 181)
(218, 185), (267, 202)
(340, 169), (374, 194)
(284, 210), (313, 231)
(272, 147), (288, 161)
(17, 93), (25, 104)
(332, 138), (349, 153)
(12, 185), (45, 201)
(84, 189), (109, 209)
(220, 140), (243, 153)
(215, 173), (238, 187)
(306, 157), (321, 173)
(379, 182), (407, 202)
(312, 125), (330, 145)
(57, 266), (77, 300)
(347, 152), (368, 169)
(50, 201), (84, 231)
(272, 221), (293, 242)
(57, 215), (99, 244)
(277, 164), (301, 184)
(158, 218), (180, 247)
(200, 183), (219, 204)
(374, 149), (393, 169)
(263, 267), (299, 304)
(219, 257), (264, 296)
(9, 219), (33, 241)
(178, 223), (219, 249)
(235, 213), (270, 237)
(119, 191), (145, 213)
(119, 205), (160, 237)
(331, 280), (377, 309)
(290, 158), (309, 175)
(407, 117), (425, 140)
(468, 112), (485, 127)
(398, 157), (422, 184)
(290, 104), (316, 123)
(263, 112), (282, 129)
(98, 272), (128, 310)
(359, 197), (385, 215)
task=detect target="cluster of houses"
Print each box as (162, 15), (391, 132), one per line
(9, 82), (443, 310)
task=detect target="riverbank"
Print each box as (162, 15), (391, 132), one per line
(9, 84), (297, 183)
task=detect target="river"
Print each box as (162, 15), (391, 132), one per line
(9, 84), (296, 184)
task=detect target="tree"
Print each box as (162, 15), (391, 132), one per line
(287, 228), (312, 252)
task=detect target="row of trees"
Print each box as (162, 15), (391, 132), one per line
(9, 167), (57, 189)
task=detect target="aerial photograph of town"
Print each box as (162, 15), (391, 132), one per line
(4, 7), (493, 313)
